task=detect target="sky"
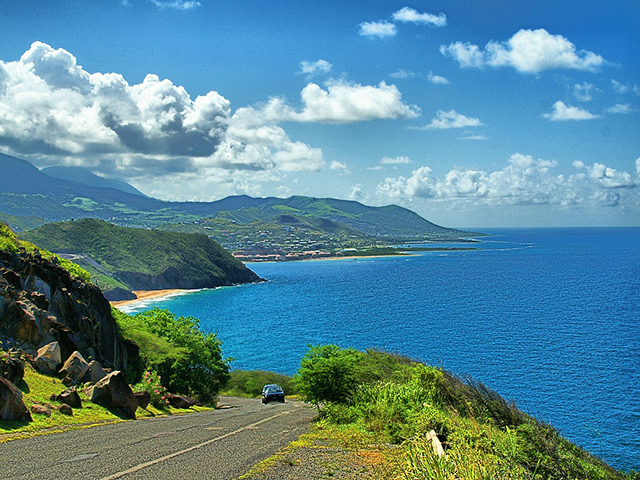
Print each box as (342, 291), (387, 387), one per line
(0, 0), (638, 228)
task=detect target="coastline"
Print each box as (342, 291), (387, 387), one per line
(110, 289), (186, 308)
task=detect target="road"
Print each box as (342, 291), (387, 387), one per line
(0, 397), (315, 479)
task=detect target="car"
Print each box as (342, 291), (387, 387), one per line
(261, 384), (285, 404)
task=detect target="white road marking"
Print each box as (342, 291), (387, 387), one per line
(100, 410), (291, 479)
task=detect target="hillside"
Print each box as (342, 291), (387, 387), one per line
(20, 219), (262, 298)
(0, 153), (474, 243)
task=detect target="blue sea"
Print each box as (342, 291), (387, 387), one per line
(123, 228), (640, 472)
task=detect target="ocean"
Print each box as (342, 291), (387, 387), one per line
(122, 227), (640, 471)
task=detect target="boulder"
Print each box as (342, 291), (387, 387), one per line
(34, 341), (61, 374)
(57, 387), (82, 408)
(58, 404), (73, 416)
(167, 393), (199, 409)
(134, 391), (151, 409)
(90, 370), (138, 419)
(58, 351), (90, 384)
(1, 354), (25, 384)
(81, 360), (107, 384)
(0, 377), (31, 421)
(30, 403), (52, 416)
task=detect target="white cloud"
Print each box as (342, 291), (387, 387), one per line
(359, 21), (396, 38)
(606, 103), (633, 114)
(377, 154), (639, 209)
(329, 160), (350, 175)
(0, 41), (326, 190)
(264, 80), (420, 123)
(348, 184), (365, 201)
(610, 79), (639, 96)
(392, 7), (446, 27)
(427, 72), (450, 85)
(460, 134), (488, 141)
(419, 110), (482, 130)
(390, 69), (416, 79)
(543, 101), (599, 121)
(150, 0), (200, 10)
(299, 60), (333, 76)
(381, 156), (412, 165)
(441, 29), (605, 74)
(573, 82), (596, 102)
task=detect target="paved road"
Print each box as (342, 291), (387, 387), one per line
(0, 397), (315, 479)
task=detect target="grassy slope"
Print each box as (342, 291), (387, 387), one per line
(20, 218), (258, 288)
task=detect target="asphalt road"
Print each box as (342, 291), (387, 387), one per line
(0, 397), (316, 480)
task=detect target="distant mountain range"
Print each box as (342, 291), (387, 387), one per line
(0, 152), (475, 241)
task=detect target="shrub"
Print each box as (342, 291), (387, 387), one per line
(134, 371), (169, 408)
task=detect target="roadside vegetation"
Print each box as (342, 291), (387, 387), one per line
(220, 369), (298, 398)
(285, 344), (637, 480)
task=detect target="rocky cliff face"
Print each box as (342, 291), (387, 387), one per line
(0, 249), (138, 371)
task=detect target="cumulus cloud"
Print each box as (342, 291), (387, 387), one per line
(381, 156), (412, 165)
(0, 42), (229, 162)
(329, 160), (350, 175)
(606, 103), (633, 114)
(390, 69), (416, 79)
(0, 41), (327, 192)
(248, 80), (419, 124)
(376, 154), (639, 209)
(150, 0), (200, 10)
(543, 101), (599, 121)
(392, 7), (446, 27)
(359, 21), (396, 38)
(441, 29), (605, 74)
(573, 82), (596, 102)
(299, 60), (333, 77)
(427, 72), (450, 85)
(348, 184), (365, 201)
(419, 110), (482, 130)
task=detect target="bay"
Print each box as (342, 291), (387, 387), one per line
(123, 227), (640, 471)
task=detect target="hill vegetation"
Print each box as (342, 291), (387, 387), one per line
(289, 345), (634, 479)
(20, 219), (261, 297)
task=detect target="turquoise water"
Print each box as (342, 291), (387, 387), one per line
(125, 228), (640, 471)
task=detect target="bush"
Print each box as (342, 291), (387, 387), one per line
(132, 308), (230, 406)
(134, 371), (170, 408)
(222, 370), (297, 398)
(294, 344), (364, 406)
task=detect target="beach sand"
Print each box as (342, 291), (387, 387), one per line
(110, 289), (184, 308)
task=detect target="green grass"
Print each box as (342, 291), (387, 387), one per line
(0, 363), (211, 441)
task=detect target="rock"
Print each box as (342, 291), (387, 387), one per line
(426, 430), (446, 457)
(81, 360), (107, 384)
(57, 387), (82, 408)
(90, 370), (138, 419)
(34, 341), (61, 374)
(58, 404), (73, 416)
(1, 354), (25, 384)
(167, 393), (199, 409)
(134, 391), (151, 409)
(30, 403), (52, 416)
(62, 376), (73, 387)
(29, 291), (49, 310)
(0, 377), (31, 421)
(58, 351), (90, 384)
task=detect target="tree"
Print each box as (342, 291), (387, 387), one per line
(294, 344), (363, 406)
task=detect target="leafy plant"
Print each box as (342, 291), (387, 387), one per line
(134, 371), (169, 408)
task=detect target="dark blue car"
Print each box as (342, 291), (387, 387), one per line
(261, 384), (285, 404)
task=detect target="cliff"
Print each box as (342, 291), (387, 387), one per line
(0, 248), (138, 371)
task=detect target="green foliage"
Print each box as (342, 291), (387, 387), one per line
(131, 308), (230, 406)
(294, 344), (365, 406)
(295, 345), (629, 479)
(20, 218), (257, 290)
(221, 370), (297, 398)
(133, 371), (170, 408)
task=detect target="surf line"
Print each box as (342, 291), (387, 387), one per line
(101, 410), (292, 479)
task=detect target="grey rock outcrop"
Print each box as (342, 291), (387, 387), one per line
(0, 376), (31, 421)
(1, 352), (25, 384)
(35, 342), (62, 374)
(134, 390), (151, 409)
(90, 370), (138, 419)
(82, 360), (107, 384)
(0, 250), (140, 372)
(58, 351), (90, 384)
(56, 387), (82, 408)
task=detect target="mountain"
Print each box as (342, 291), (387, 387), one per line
(1, 153), (476, 241)
(41, 166), (147, 197)
(20, 219), (262, 298)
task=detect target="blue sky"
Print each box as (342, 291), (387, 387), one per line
(0, 0), (638, 227)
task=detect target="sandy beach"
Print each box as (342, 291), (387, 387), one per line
(110, 289), (185, 308)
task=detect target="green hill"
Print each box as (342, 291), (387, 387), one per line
(20, 219), (262, 295)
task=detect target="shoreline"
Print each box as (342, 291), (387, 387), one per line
(110, 289), (187, 308)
